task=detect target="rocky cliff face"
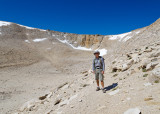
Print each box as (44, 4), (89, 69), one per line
(50, 31), (104, 49)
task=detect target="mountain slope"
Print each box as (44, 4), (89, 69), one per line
(0, 18), (160, 114)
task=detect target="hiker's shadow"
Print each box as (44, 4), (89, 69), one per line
(104, 83), (118, 91)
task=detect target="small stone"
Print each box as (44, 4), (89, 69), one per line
(54, 99), (61, 105)
(70, 105), (74, 108)
(144, 97), (153, 101)
(39, 94), (48, 100)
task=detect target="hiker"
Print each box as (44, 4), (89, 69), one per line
(92, 50), (106, 93)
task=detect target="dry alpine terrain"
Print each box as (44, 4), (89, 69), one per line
(0, 18), (160, 114)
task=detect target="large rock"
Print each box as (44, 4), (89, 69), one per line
(122, 59), (134, 71)
(141, 58), (151, 68)
(149, 67), (160, 83)
(148, 50), (160, 58)
(111, 65), (122, 72)
(124, 108), (141, 114)
(131, 54), (140, 63)
(152, 67), (160, 79)
(146, 61), (159, 71)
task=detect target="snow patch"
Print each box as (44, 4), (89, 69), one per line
(74, 46), (92, 51)
(58, 39), (68, 43)
(40, 29), (47, 32)
(124, 108), (141, 114)
(18, 24), (46, 31)
(109, 32), (131, 40)
(57, 39), (92, 51)
(109, 30), (141, 42)
(64, 34), (67, 38)
(0, 21), (11, 26)
(108, 89), (120, 95)
(95, 48), (107, 56)
(109, 32), (133, 42)
(25, 40), (30, 43)
(123, 36), (132, 42)
(18, 24), (35, 29)
(135, 31), (141, 34)
(33, 38), (47, 42)
(144, 82), (152, 86)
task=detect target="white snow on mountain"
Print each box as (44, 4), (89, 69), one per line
(33, 38), (48, 42)
(57, 38), (108, 53)
(96, 49), (107, 56)
(109, 32), (132, 42)
(0, 21), (46, 31)
(25, 40), (30, 43)
(57, 38), (92, 51)
(109, 30), (141, 42)
(18, 24), (46, 31)
(135, 31), (141, 34)
(18, 24), (35, 29)
(0, 21), (11, 26)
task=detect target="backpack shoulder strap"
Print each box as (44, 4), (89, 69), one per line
(94, 58), (96, 64)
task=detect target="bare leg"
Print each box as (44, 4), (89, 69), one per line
(96, 80), (99, 87)
(101, 81), (104, 88)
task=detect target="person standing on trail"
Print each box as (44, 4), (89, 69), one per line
(92, 50), (106, 93)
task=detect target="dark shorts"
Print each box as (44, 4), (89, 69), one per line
(95, 69), (104, 81)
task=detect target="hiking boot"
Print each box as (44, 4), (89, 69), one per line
(96, 87), (100, 91)
(102, 88), (106, 93)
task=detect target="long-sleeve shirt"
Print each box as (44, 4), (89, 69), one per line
(92, 57), (105, 71)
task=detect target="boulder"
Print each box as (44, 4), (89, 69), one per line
(122, 59), (134, 71)
(146, 62), (159, 71)
(122, 63), (128, 71)
(131, 54), (140, 63)
(111, 65), (122, 72)
(152, 67), (160, 79)
(19, 99), (38, 112)
(148, 50), (160, 58)
(144, 47), (153, 52)
(149, 67), (160, 83)
(141, 58), (151, 68)
(124, 108), (141, 114)
(127, 69), (136, 75)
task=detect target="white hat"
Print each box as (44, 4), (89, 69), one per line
(94, 50), (100, 54)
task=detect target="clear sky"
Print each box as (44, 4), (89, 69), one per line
(0, 0), (160, 35)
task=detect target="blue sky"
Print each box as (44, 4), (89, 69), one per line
(0, 0), (160, 35)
